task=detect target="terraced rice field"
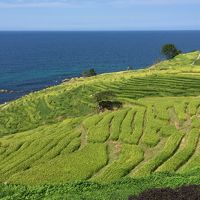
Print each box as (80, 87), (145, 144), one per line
(0, 51), (200, 186)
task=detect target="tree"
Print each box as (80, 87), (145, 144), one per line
(82, 68), (97, 77)
(161, 44), (181, 60)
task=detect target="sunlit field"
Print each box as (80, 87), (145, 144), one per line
(1, 51), (200, 199)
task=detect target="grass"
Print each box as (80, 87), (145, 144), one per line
(119, 109), (136, 144)
(0, 51), (200, 198)
(1, 172), (200, 200)
(91, 144), (144, 183)
(131, 107), (146, 144)
(88, 112), (114, 143)
(5, 143), (108, 185)
(0, 85), (97, 137)
(110, 109), (129, 140)
(132, 131), (185, 177)
(157, 128), (200, 172)
(140, 105), (161, 147)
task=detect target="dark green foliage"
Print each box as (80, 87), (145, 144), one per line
(98, 101), (122, 112)
(161, 44), (181, 59)
(95, 91), (115, 102)
(95, 91), (120, 111)
(1, 172), (200, 200)
(82, 68), (97, 77)
(129, 185), (200, 200)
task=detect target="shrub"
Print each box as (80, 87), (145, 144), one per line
(98, 101), (122, 112)
(95, 91), (115, 102)
(82, 68), (97, 77)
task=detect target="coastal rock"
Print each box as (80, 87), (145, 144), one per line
(0, 89), (14, 94)
(62, 78), (70, 83)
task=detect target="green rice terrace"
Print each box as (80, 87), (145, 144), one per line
(1, 51), (200, 199)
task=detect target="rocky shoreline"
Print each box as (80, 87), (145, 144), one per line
(0, 89), (14, 94)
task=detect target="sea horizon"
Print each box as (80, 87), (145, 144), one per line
(0, 30), (200, 32)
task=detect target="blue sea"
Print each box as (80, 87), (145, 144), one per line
(1, 31), (200, 104)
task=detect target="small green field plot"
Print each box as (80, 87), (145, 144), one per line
(131, 131), (185, 177)
(0, 52), (200, 197)
(156, 128), (200, 172)
(119, 108), (137, 144)
(91, 144), (144, 183)
(110, 108), (129, 140)
(87, 112), (114, 143)
(0, 85), (97, 137)
(6, 143), (108, 185)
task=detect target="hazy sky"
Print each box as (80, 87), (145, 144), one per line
(0, 0), (199, 30)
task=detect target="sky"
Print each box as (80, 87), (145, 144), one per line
(0, 0), (199, 31)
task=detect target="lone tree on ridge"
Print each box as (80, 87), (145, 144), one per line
(161, 44), (181, 60)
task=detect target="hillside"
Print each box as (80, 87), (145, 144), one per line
(1, 51), (200, 199)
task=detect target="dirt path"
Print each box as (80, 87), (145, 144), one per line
(192, 53), (200, 65)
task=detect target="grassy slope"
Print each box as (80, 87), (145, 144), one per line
(1, 172), (200, 200)
(1, 51), (200, 199)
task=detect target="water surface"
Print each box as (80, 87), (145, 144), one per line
(1, 31), (200, 103)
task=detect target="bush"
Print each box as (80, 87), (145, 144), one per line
(82, 68), (97, 77)
(98, 101), (122, 112)
(95, 91), (115, 102)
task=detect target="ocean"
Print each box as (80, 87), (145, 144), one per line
(0, 31), (200, 103)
